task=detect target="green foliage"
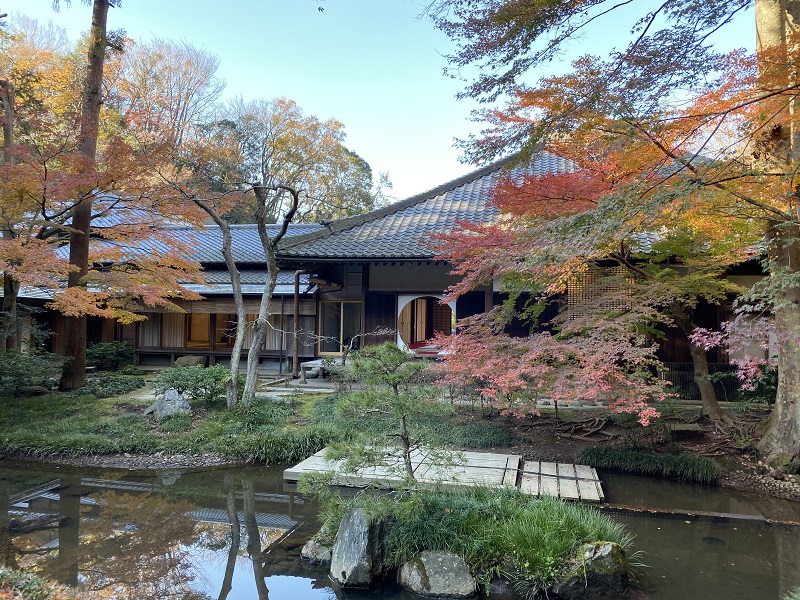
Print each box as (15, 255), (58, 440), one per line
(86, 341), (134, 371)
(79, 372), (145, 398)
(0, 385), (339, 461)
(224, 423), (341, 464)
(158, 413), (192, 433)
(119, 364), (147, 376)
(231, 397), (293, 433)
(351, 342), (429, 393)
(0, 567), (53, 600)
(576, 445), (720, 485)
(312, 395), (510, 449)
(0, 351), (68, 395)
(342, 487), (631, 595)
(153, 364), (233, 405)
(782, 588), (800, 600)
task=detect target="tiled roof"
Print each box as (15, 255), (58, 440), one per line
(185, 269), (314, 296)
(59, 223), (325, 265)
(278, 152), (575, 261)
(176, 224), (323, 264)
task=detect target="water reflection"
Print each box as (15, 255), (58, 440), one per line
(0, 463), (336, 599)
(0, 462), (797, 599)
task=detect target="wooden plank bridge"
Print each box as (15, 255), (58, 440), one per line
(284, 448), (604, 502)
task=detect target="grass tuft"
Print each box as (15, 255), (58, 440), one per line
(576, 445), (720, 485)
(340, 487), (632, 596)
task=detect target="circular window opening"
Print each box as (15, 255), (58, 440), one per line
(398, 296), (454, 353)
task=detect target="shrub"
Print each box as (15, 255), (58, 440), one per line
(119, 364), (147, 376)
(154, 364), (232, 405)
(0, 567), (53, 600)
(341, 487), (631, 596)
(234, 397), (293, 433)
(576, 445), (720, 485)
(0, 351), (68, 395)
(86, 341), (134, 371)
(79, 372), (145, 399)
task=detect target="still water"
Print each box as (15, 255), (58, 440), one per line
(0, 461), (798, 599)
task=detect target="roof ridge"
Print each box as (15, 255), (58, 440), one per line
(278, 155), (518, 252)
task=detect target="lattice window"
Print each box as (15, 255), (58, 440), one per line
(566, 265), (633, 317)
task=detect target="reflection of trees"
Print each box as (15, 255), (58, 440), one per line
(217, 474), (240, 600)
(70, 491), (202, 599)
(753, 496), (800, 597)
(0, 481), (18, 571)
(243, 479), (270, 600)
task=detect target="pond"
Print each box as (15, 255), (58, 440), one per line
(0, 461), (798, 599)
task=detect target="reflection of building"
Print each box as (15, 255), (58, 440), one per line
(4, 473), (317, 597)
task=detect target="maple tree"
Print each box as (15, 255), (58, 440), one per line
(430, 0), (800, 468)
(0, 14), (206, 364)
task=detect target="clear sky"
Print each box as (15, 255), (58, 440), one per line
(2, 0), (757, 201)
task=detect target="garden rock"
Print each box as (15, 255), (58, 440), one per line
(329, 507), (392, 588)
(398, 551), (477, 598)
(144, 388), (191, 419)
(301, 539), (332, 564)
(174, 355), (206, 367)
(550, 542), (629, 599)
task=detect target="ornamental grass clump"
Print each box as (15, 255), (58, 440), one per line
(344, 486), (632, 596)
(576, 445), (720, 485)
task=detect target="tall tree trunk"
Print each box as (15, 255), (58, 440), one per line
(242, 184), (300, 406)
(194, 199), (246, 410)
(60, 0), (111, 390)
(753, 0), (800, 472)
(757, 223), (800, 470)
(0, 274), (19, 351)
(670, 302), (730, 423)
(1, 79), (19, 351)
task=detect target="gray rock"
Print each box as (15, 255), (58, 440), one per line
(329, 507), (391, 588)
(174, 355), (206, 367)
(301, 539), (332, 564)
(550, 542), (629, 600)
(144, 388), (191, 419)
(398, 551), (477, 598)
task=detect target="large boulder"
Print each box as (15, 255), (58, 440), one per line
(174, 355), (206, 367)
(398, 551), (477, 599)
(329, 507), (392, 588)
(550, 542), (629, 599)
(144, 388), (191, 419)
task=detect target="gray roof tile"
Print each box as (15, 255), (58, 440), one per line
(278, 152), (575, 260)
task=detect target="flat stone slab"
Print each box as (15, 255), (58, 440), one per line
(284, 449), (603, 502)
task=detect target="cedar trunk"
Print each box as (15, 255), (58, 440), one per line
(757, 223), (800, 470)
(1, 80), (18, 351)
(60, 0), (110, 390)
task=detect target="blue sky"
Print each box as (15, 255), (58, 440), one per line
(3, 0), (757, 201)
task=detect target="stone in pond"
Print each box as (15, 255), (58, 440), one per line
(398, 551), (477, 598)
